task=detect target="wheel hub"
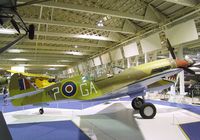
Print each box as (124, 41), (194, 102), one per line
(143, 106), (153, 116)
(135, 100), (142, 108)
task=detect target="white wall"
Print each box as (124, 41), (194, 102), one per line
(165, 20), (198, 46)
(88, 59), (94, 67)
(101, 53), (111, 64)
(93, 56), (101, 66)
(123, 42), (139, 58)
(111, 48), (123, 61)
(140, 33), (162, 53)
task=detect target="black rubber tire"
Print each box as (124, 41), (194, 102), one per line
(139, 103), (156, 119)
(39, 108), (44, 115)
(131, 97), (144, 110)
(28, 24), (35, 40)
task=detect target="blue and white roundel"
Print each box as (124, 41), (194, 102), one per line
(62, 81), (77, 97)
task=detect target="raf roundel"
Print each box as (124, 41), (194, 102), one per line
(62, 81), (77, 97)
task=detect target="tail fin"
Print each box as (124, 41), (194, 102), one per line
(9, 73), (36, 97)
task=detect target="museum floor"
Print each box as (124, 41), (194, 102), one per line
(1, 97), (200, 140)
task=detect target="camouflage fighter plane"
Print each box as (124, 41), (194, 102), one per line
(7, 40), (195, 119)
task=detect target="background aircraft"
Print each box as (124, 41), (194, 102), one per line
(7, 70), (55, 88)
(7, 40), (196, 119)
(0, 0), (50, 54)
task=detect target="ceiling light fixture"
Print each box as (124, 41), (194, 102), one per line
(76, 34), (108, 41)
(48, 68), (56, 70)
(9, 58), (29, 61)
(18, 64), (30, 66)
(46, 64), (67, 67)
(97, 20), (104, 27)
(7, 49), (24, 53)
(65, 51), (83, 55)
(0, 28), (17, 34)
(57, 60), (72, 62)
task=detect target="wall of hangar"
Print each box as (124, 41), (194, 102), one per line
(63, 19), (199, 78)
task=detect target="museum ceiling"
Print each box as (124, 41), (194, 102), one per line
(0, 0), (200, 73)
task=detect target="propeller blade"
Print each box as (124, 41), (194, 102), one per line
(185, 55), (195, 66)
(183, 68), (196, 75)
(166, 39), (176, 59)
(11, 19), (20, 34)
(193, 62), (200, 67)
(188, 67), (200, 71)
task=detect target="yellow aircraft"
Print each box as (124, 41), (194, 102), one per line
(7, 40), (195, 119)
(7, 70), (55, 88)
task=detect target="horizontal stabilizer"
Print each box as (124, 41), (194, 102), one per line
(7, 89), (43, 100)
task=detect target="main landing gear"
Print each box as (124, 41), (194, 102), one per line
(39, 108), (44, 115)
(131, 97), (156, 119)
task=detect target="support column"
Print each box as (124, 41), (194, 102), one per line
(179, 70), (186, 95)
(177, 46), (186, 95)
(144, 53), (148, 63)
(170, 85), (176, 94)
(169, 52), (176, 95)
(152, 52), (157, 61)
(135, 56), (139, 66)
(127, 57), (131, 68)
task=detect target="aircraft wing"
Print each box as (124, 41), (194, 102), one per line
(89, 68), (182, 101)
(147, 80), (174, 92)
(132, 68), (180, 87)
(7, 89), (44, 100)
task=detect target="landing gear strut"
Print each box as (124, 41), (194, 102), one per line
(131, 97), (156, 119)
(39, 108), (44, 115)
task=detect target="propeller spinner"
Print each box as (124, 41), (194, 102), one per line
(166, 39), (196, 75)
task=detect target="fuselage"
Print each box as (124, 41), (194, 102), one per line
(10, 58), (178, 106)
